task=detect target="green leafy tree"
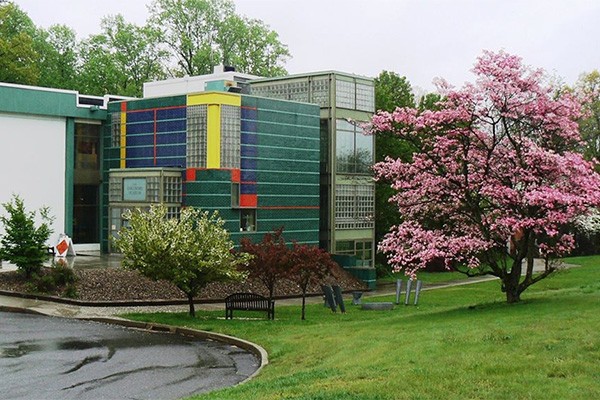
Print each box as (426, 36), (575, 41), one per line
(78, 15), (167, 96)
(35, 24), (78, 90)
(218, 15), (289, 77)
(0, 195), (53, 278)
(113, 205), (250, 317)
(373, 71), (416, 271)
(0, 2), (39, 84)
(148, 0), (289, 77)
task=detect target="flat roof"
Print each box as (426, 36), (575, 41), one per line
(250, 70), (374, 84)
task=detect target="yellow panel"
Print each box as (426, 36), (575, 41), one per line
(187, 91), (241, 107)
(120, 110), (126, 168)
(206, 104), (221, 168)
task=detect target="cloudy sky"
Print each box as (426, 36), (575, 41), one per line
(15, 0), (600, 92)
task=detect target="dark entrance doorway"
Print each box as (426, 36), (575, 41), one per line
(73, 123), (101, 244)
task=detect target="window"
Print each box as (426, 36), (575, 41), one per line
(356, 83), (375, 112)
(310, 78), (330, 106)
(336, 79), (355, 109)
(241, 209), (256, 232)
(335, 240), (373, 267)
(221, 105), (241, 168)
(111, 113), (121, 148)
(335, 119), (373, 174)
(232, 183), (240, 208)
(335, 183), (374, 229)
(186, 105), (208, 168)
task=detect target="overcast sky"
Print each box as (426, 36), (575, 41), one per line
(14, 0), (600, 92)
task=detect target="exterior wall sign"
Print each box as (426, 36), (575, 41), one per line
(123, 178), (146, 201)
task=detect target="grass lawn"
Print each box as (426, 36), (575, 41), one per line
(124, 256), (600, 400)
(378, 270), (468, 285)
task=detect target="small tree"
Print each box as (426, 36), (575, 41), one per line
(113, 205), (250, 317)
(290, 243), (337, 320)
(370, 50), (600, 303)
(0, 195), (53, 278)
(239, 227), (292, 301)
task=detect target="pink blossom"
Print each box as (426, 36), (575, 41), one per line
(372, 50), (600, 279)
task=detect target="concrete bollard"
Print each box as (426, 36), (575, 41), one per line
(395, 279), (402, 305)
(404, 279), (413, 305)
(414, 280), (423, 305)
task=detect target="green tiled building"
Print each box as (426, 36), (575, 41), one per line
(103, 88), (321, 252)
(250, 72), (376, 273)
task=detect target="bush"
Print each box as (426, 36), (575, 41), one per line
(0, 195), (53, 278)
(25, 263), (77, 296)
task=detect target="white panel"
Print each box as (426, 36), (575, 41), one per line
(0, 113), (66, 246)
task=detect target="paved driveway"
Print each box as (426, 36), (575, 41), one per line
(0, 311), (259, 399)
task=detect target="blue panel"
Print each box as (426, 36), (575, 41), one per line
(127, 110), (154, 122)
(241, 170), (257, 182)
(127, 134), (153, 146)
(156, 107), (186, 120)
(241, 158), (257, 170)
(156, 156), (186, 168)
(127, 122), (154, 134)
(241, 144), (258, 157)
(241, 120), (257, 132)
(157, 144), (185, 157)
(156, 131), (186, 145)
(126, 158), (153, 168)
(156, 120), (186, 133)
(127, 146), (154, 159)
(241, 108), (257, 120)
(241, 184), (257, 194)
(241, 132), (258, 145)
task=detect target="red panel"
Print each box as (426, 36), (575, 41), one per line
(185, 168), (198, 181)
(120, 102), (127, 112)
(240, 194), (257, 208)
(231, 169), (241, 183)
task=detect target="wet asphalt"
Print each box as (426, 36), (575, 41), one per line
(0, 311), (259, 400)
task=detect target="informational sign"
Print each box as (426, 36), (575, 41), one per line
(123, 178), (147, 201)
(54, 234), (76, 257)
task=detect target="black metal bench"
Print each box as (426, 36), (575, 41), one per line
(225, 293), (275, 320)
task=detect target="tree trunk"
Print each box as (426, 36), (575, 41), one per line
(504, 283), (521, 303)
(269, 286), (275, 302)
(301, 290), (307, 320)
(187, 293), (196, 317)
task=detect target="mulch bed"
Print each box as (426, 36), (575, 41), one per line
(0, 264), (366, 302)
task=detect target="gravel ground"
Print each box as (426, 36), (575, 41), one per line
(0, 264), (367, 302)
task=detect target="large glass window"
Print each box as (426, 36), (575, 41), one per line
(335, 240), (373, 267)
(335, 183), (374, 229)
(335, 119), (373, 174)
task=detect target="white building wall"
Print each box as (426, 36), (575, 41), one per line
(0, 112), (66, 245)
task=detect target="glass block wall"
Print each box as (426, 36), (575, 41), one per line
(251, 77), (330, 107)
(186, 105), (208, 168)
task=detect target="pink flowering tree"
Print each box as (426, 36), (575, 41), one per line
(369, 50), (600, 303)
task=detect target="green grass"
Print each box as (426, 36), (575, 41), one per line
(123, 256), (600, 400)
(378, 270), (468, 285)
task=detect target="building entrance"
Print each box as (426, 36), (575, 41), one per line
(73, 122), (101, 244)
